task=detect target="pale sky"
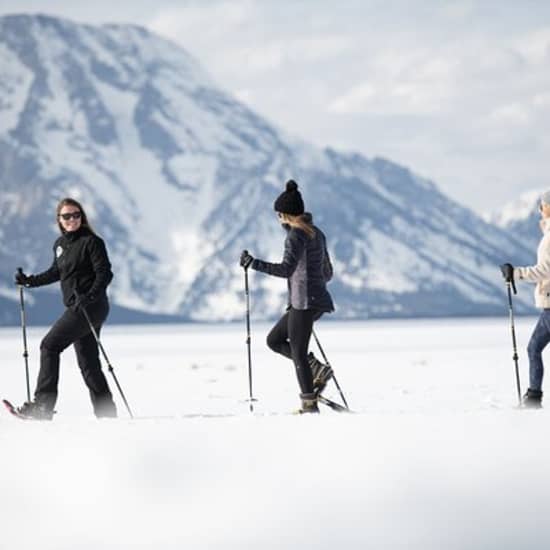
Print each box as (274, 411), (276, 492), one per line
(1, 0), (549, 214)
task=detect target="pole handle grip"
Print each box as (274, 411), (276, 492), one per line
(16, 267), (24, 287)
(242, 250), (250, 271)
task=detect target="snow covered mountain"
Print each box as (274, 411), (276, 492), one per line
(0, 14), (535, 325)
(488, 190), (542, 250)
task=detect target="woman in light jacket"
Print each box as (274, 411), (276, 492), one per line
(501, 190), (550, 408)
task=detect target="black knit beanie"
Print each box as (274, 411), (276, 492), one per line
(273, 180), (304, 215)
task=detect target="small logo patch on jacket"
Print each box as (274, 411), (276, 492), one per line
(56, 246), (63, 258)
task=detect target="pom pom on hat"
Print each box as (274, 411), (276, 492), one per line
(273, 179), (304, 215)
(285, 180), (298, 192)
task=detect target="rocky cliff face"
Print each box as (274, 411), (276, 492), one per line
(0, 14), (534, 325)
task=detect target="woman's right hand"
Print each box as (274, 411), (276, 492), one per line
(240, 250), (254, 269)
(14, 269), (32, 287)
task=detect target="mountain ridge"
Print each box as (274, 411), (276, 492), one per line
(0, 13), (535, 325)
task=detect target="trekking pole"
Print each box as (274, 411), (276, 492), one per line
(16, 268), (31, 402)
(506, 279), (522, 406)
(312, 329), (349, 409)
(243, 253), (257, 412)
(80, 304), (134, 418)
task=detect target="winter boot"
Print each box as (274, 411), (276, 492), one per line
(523, 388), (543, 409)
(296, 392), (319, 414)
(16, 400), (54, 421)
(95, 403), (117, 419)
(308, 352), (333, 395)
(92, 393), (118, 419)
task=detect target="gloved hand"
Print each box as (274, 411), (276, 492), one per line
(500, 263), (514, 283)
(14, 269), (32, 287)
(240, 250), (254, 269)
(71, 292), (96, 313)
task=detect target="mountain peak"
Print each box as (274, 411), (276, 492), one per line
(0, 15), (535, 324)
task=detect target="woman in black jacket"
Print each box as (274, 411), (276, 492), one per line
(14, 198), (117, 420)
(240, 180), (334, 413)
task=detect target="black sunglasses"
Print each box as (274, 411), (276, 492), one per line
(59, 211), (82, 221)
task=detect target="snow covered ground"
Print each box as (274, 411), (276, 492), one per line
(2, 317), (550, 549)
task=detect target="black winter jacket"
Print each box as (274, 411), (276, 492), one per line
(252, 214), (334, 313)
(28, 227), (113, 307)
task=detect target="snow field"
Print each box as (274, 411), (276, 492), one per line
(1, 317), (549, 549)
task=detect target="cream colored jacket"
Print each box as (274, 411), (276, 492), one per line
(515, 218), (550, 309)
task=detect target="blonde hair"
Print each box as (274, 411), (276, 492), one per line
(279, 213), (315, 239)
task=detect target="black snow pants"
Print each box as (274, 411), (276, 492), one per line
(266, 307), (323, 395)
(35, 296), (117, 417)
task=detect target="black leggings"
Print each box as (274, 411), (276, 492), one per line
(266, 308), (322, 394)
(35, 297), (116, 416)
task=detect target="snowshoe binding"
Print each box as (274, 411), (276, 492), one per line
(308, 352), (333, 396)
(3, 399), (54, 420)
